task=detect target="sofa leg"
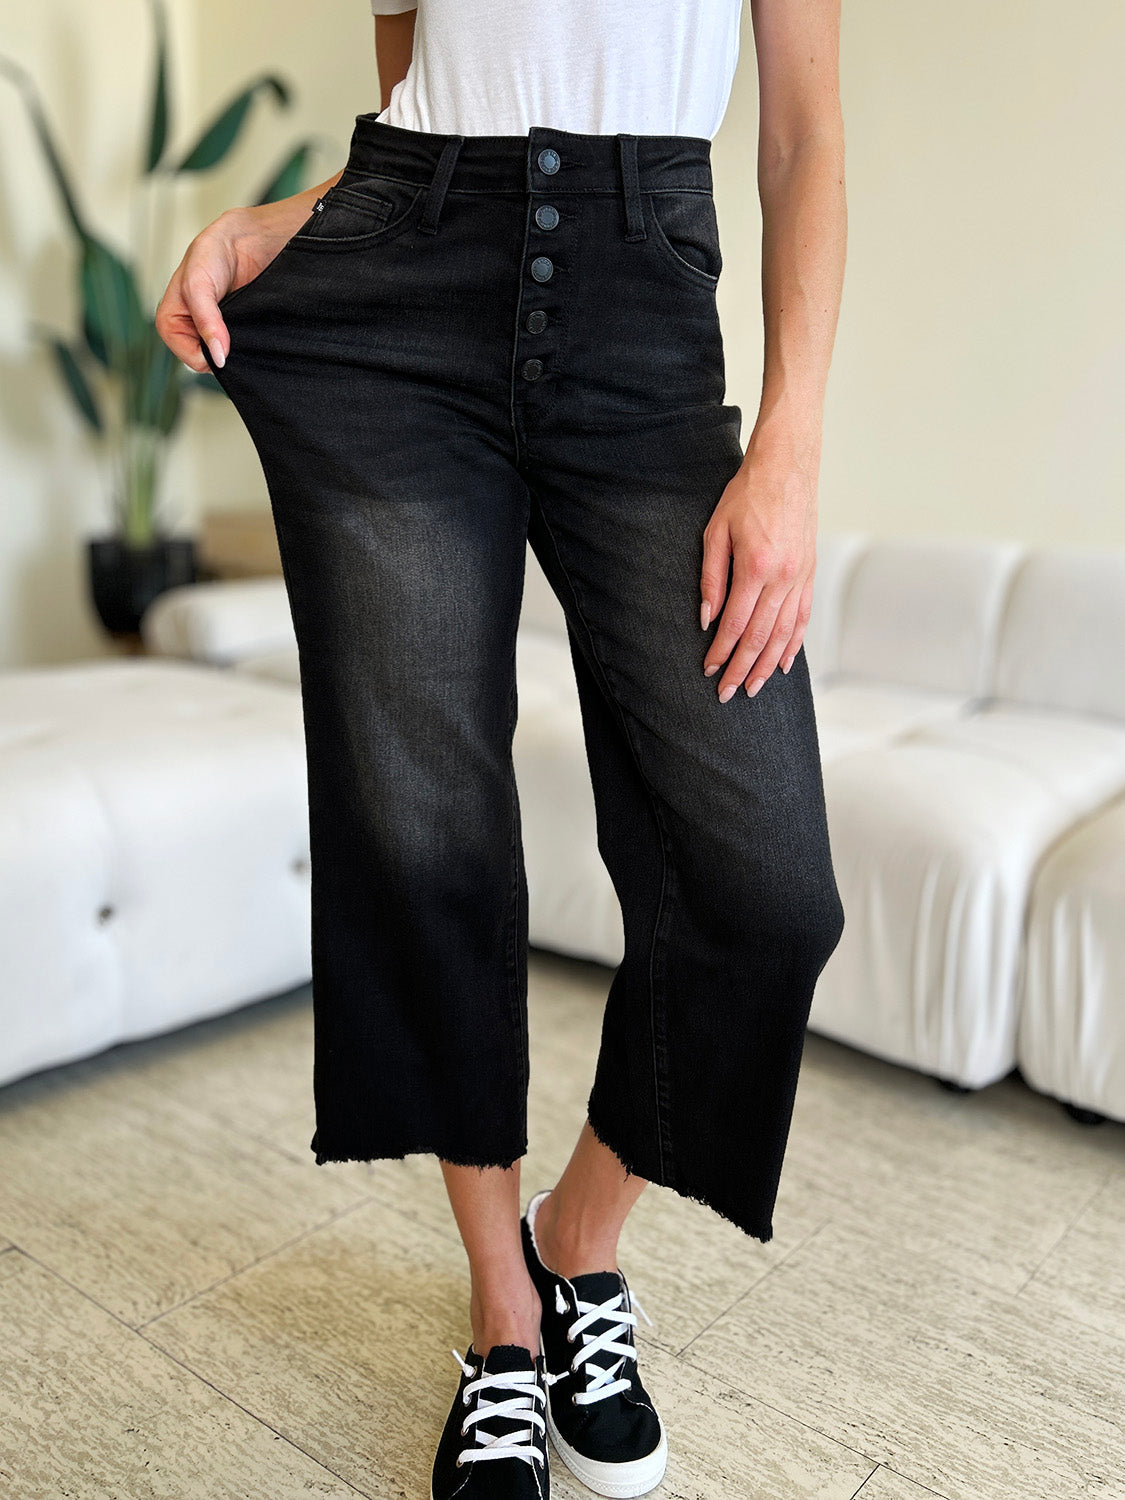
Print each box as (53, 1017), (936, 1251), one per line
(935, 1076), (973, 1094)
(1063, 1102), (1107, 1127)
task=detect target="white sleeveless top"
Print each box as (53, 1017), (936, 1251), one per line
(369, 0), (745, 141)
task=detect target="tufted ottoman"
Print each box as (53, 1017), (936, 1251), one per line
(0, 658), (311, 1089)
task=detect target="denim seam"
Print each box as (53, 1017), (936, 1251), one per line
(328, 187), (394, 214)
(530, 503), (677, 1185)
(508, 199), (535, 466)
(536, 233), (576, 421)
(643, 190), (722, 288)
(505, 616), (530, 1111)
(336, 179), (710, 199)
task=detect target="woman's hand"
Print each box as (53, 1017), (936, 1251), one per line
(156, 195), (320, 375)
(700, 429), (820, 701)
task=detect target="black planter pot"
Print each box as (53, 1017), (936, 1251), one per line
(87, 534), (197, 638)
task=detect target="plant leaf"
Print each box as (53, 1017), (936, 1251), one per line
(80, 235), (148, 370)
(254, 139), (316, 205)
(173, 75), (291, 173)
(127, 326), (183, 435)
(143, 0), (170, 172)
(44, 336), (103, 432)
(0, 55), (89, 240)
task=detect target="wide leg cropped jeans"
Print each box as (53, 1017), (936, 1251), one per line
(200, 113), (846, 1242)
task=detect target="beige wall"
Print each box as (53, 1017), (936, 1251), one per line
(1, 2), (1121, 666)
(716, 0), (1125, 549)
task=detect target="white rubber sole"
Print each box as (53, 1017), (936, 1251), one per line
(545, 1404), (668, 1498)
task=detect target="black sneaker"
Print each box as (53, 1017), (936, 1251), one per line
(431, 1341), (555, 1500)
(521, 1189), (668, 1498)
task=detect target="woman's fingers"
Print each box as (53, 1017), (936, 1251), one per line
(699, 511), (732, 632)
(183, 274), (230, 373)
(703, 538), (791, 677)
(736, 586), (803, 697)
(779, 572), (816, 674)
(156, 265), (229, 374)
(703, 536), (813, 702)
(712, 582), (787, 701)
(702, 540), (767, 675)
(155, 219), (239, 373)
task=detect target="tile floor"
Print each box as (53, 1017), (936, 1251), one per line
(0, 949), (1121, 1499)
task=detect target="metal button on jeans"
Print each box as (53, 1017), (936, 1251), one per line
(521, 358), (544, 381)
(535, 204), (560, 231)
(537, 147), (560, 174)
(525, 309), (548, 334)
(531, 256), (554, 283)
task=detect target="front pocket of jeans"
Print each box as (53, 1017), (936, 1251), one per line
(646, 190), (723, 288)
(216, 176), (426, 316)
(217, 236), (303, 314)
(216, 202), (324, 314)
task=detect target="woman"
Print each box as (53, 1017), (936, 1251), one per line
(158, 1), (846, 1494)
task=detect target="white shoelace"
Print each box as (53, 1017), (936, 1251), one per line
(449, 1348), (560, 1469)
(556, 1281), (654, 1405)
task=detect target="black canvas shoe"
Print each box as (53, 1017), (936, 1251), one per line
(431, 1341), (556, 1500)
(521, 1189), (668, 1498)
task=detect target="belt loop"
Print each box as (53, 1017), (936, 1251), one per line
(616, 134), (646, 242)
(419, 135), (463, 235)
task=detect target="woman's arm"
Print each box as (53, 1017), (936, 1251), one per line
(701, 0), (847, 702)
(375, 10), (417, 103)
(158, 11), (417, 374)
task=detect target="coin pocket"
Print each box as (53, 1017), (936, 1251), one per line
(291, 174), (424, 247)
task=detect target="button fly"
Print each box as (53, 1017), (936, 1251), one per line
(517, 149), (565, 414)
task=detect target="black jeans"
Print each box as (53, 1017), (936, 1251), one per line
(201, 113), (845, 1242)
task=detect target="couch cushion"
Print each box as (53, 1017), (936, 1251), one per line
(235, 648), (302, 687)
(802, 529), (868, 682)
(992, 548), (1125, 721)
(834, 536), (1025, 696)
(812, 736), (1101, 1087)
(1018, 793), (1125, 1123)
(513, 630), (623, 964)
(521, 546), (570, 640)
(810, 679), (971, 764)
(904, 704), (1125, 814)
(142, 577), (296, 666)
(0, 661), (312, 1089)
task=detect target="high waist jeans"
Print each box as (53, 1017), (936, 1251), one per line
(200, 113), (845, 1242)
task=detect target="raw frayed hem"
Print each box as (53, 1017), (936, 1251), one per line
(311, 1137), (528, 1172)
(584, 1099), (775, 1247)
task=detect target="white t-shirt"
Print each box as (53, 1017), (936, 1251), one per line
(369, 0), (745, 140)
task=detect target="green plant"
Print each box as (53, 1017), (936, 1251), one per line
(1, 0), (321, 546)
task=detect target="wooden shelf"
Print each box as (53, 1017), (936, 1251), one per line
(198, 509), (283, 579)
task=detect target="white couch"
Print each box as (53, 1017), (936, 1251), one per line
(140, 531), (1125, 1127)
(0, 660), (312, 1088)
(805, 539), (1125, 1120)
